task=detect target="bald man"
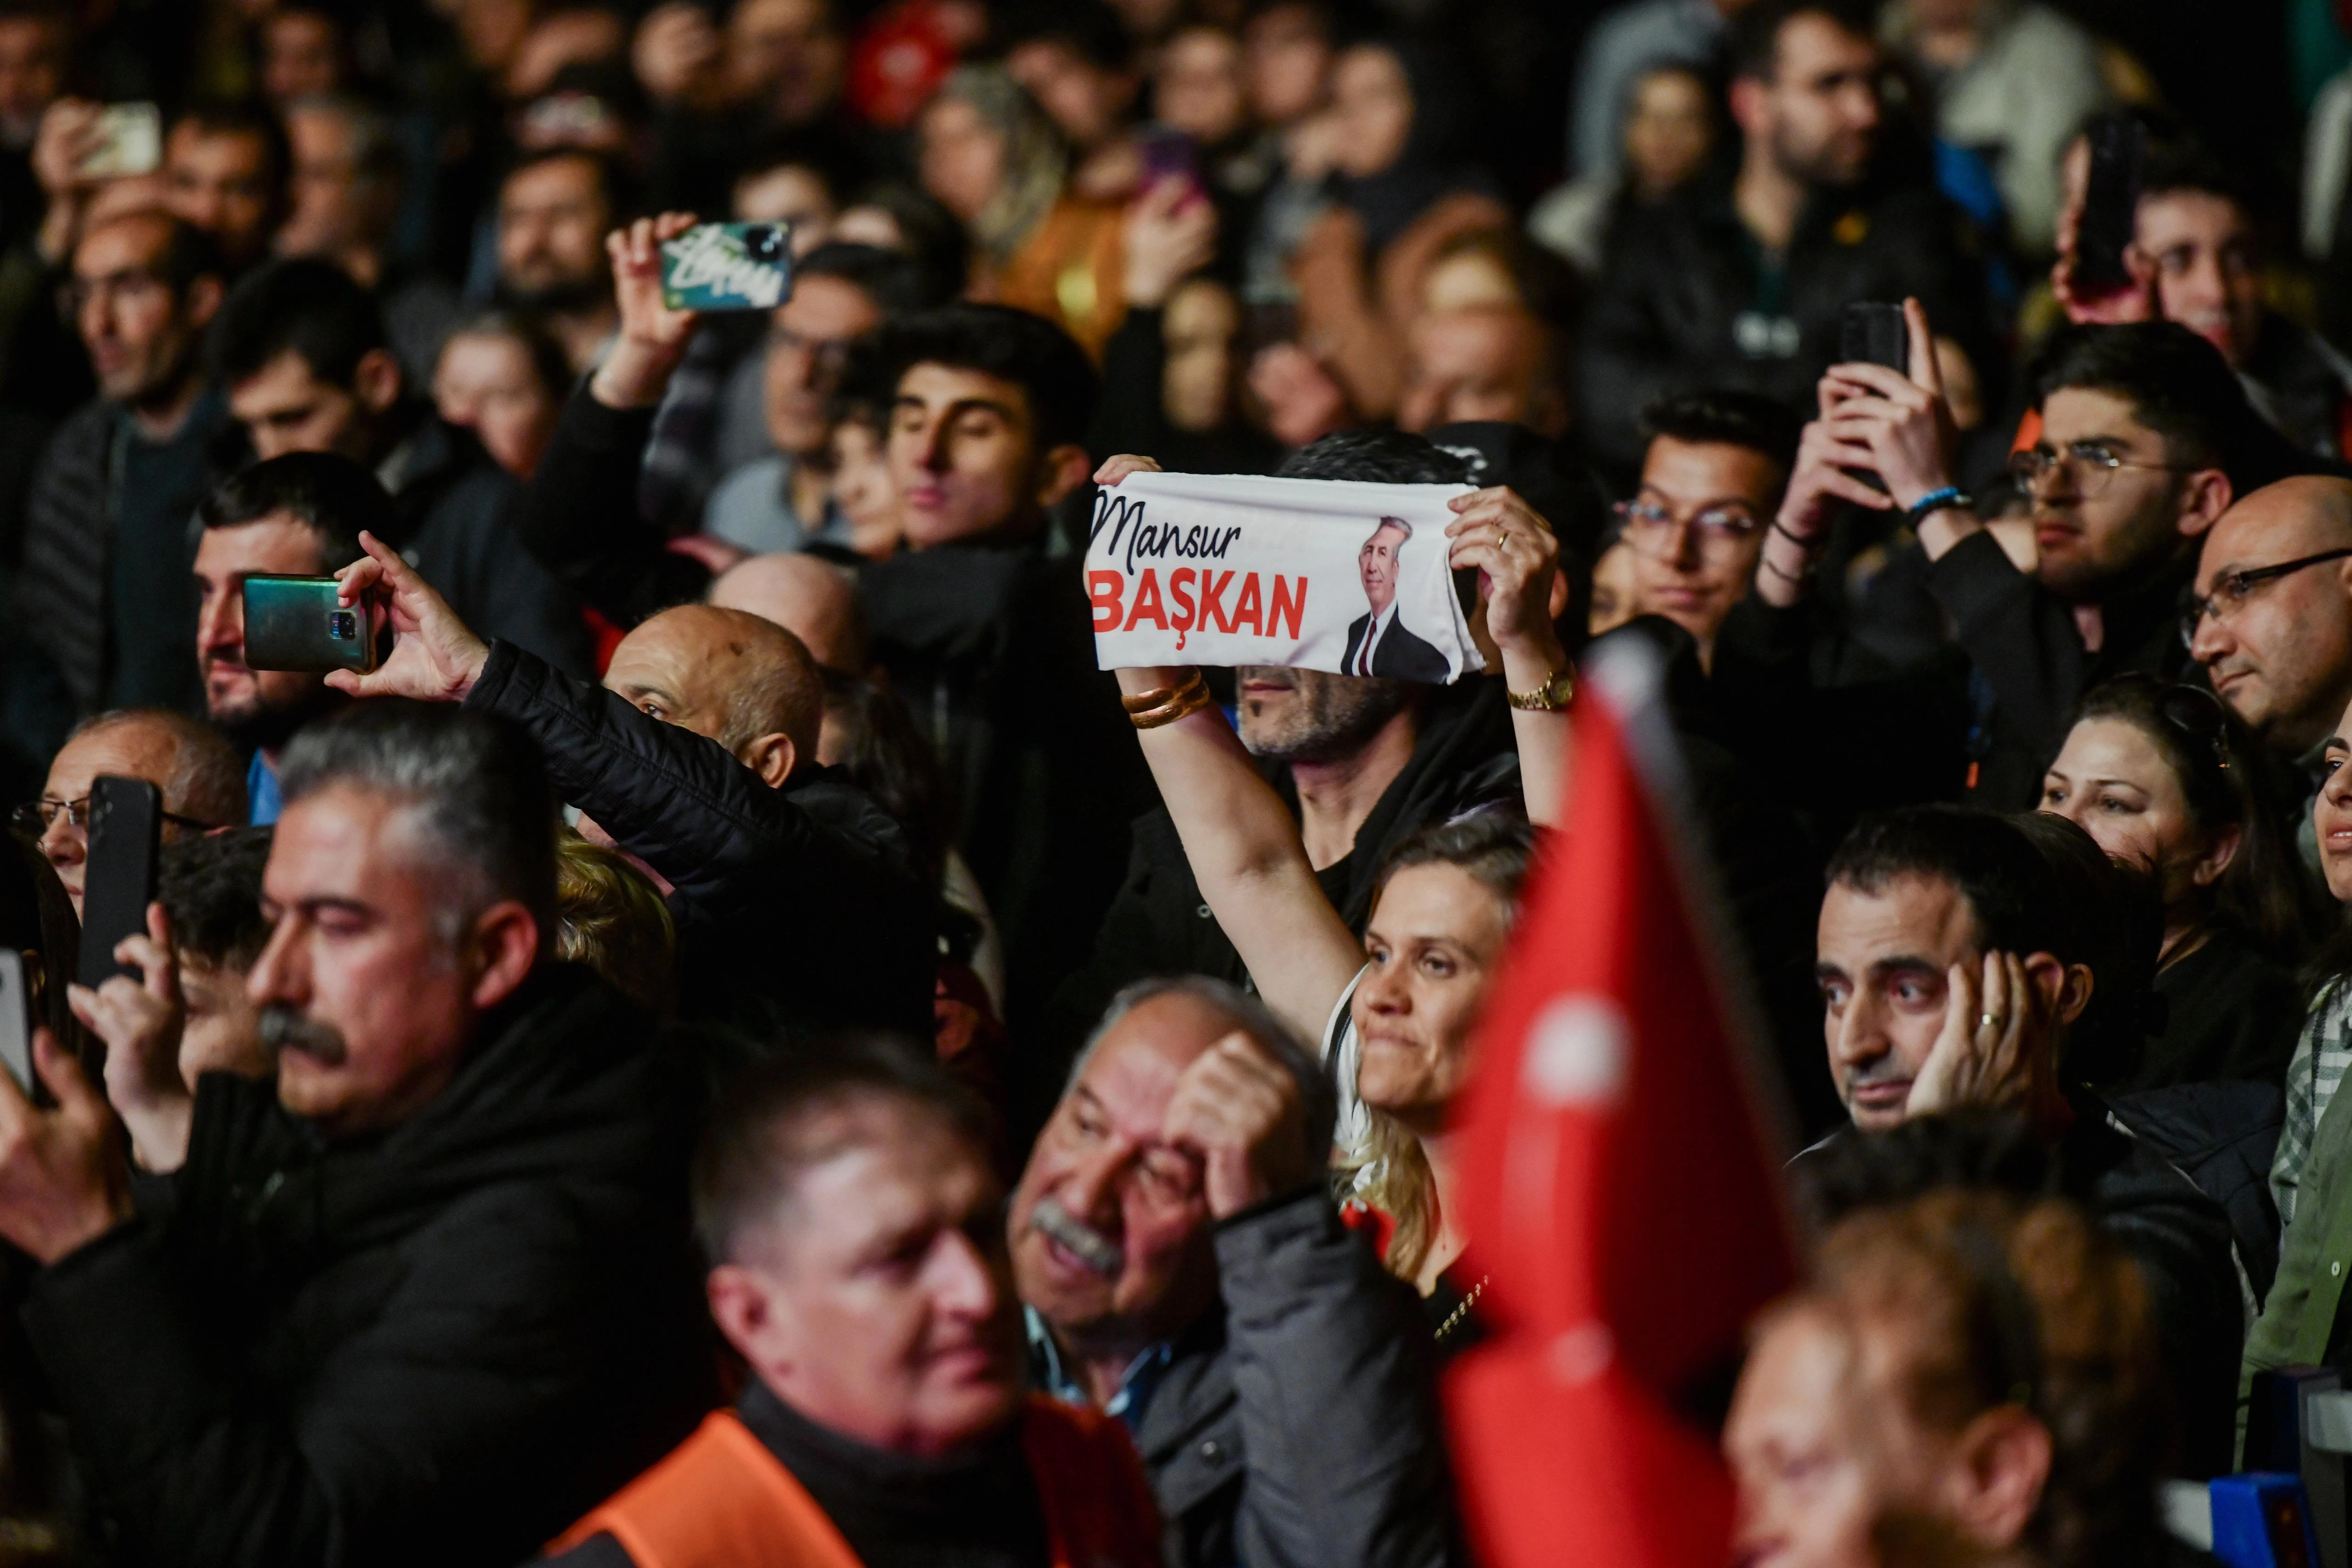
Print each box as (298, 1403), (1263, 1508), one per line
(330, 537), (934, 1036)
(706, 554), (870, 674)
(33, 710), (245, 915)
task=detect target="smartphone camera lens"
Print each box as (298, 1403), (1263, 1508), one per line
(328, 611), (357, 640)
(747, 226), (784, 263)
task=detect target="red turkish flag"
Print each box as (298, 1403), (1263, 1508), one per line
(1444, 645), (1800, 1567)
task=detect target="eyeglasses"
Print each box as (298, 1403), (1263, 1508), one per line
(2178, 547), (2352, 648)
(2007, 441), (2186, 498)
(1611, 498), (1761, 551)
(10, 798), (216, 837)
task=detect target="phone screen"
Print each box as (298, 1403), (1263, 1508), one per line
(659, 223), (795, 311)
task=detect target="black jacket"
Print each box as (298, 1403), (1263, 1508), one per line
(1030, 1189), (1458, 1568)
(512, 391), (711, 631)
(1576, 162), (1993, 473)
(464, 639), (936, 1039)
(2127, 924), (2309, 1094)
(381, 414), (596, 679)
(19, 964), (717, 1568)
(1340, 611), (1452, 682)
(2108, 1078), (2284, 1309)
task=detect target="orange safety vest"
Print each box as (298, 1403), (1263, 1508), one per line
(547, 1394), (1163, 1568)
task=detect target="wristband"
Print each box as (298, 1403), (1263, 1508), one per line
(1904, 486), (1972, 526)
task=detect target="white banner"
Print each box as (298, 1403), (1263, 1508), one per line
(1085, 471), (1485, 682)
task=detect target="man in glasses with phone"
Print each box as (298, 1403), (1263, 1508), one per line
(19, 708), (241, 917)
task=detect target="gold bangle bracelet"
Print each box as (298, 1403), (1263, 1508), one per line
(1130, 681), (1215, 730)
(1121, 669), (1205, 714)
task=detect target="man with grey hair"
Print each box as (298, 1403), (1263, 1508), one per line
(0, 699), (714, 1564)
(1342, 515), (1450, 682)
(24, 707), (245, 915)
(1010, 975), (1459, 1568)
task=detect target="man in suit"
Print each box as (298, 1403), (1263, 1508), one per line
(1342, 516), (1452, 681)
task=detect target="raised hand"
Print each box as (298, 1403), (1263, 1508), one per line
(68, 902), (193, 1172)
(1093, 453), (1165, 489)
(1159, 1030), (1312, 1219)
(1905, 951), (2052, 1121)
(0, 1028), (131, 1264)
(1445, 486), (1565, 662)
(591, 212), (703, 409)
(1817, 298), (1958, 513)
(1122, 176), (1218, 309)
(326, 531), (491, 704)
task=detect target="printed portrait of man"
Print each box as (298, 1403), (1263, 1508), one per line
(1340, 515), (1450, 681)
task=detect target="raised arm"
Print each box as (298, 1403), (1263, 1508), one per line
(1443, 486), (1573, 825)
(1097, 457), (1367, 1044)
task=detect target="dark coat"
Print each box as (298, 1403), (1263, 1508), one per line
(1576, 161), (1994, 473)
(1340, 611), (1452, 682)
(382, 415), (597, 679)
(1032, 1190), (1459, 1568)
(18, 964), (717, 1568)
(464, 639), (937, 1040)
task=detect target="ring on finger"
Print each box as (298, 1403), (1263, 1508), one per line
(1493, 526), (1507, 548)
(1978, 1011), (2003, 1031)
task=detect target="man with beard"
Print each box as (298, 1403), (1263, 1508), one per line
(0, 700), (714, 1564)
(15, 211), (230, 718)
(1041, 431), (1519, 1130)
(192, 454), (376, 821)
(1011, 976), (1455, 1568)
(1576, 0), (1993, 474)
(496, 150), (624, 374)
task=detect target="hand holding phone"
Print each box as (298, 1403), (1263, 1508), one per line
(77, 102), (159, 179)
(1838, 301), (1910, 372)
(659, 222), (794, 311)
(318, 531), (492, 705)
(243, 576), (380, 674)
(66, 902), (193, 1172)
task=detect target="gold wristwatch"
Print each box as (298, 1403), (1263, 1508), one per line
(1506, 668), (1576, 712)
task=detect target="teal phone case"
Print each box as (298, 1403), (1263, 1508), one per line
(659, 223), (794, 311)
(242, 576), (375, 674)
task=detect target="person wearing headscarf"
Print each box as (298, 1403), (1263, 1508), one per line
(917, 65), (1127, 355)
(1287, 40), (1512, 422)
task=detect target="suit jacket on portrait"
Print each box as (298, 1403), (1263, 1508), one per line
(1341, 611), (1452, 682)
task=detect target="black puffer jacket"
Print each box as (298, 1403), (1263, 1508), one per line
(465, 639), (936, 1039)
(19, 964), (717, 1568)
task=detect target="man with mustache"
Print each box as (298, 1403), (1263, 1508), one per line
(0, 701), (714, 1564)
(1011, 976), (1456, 1568)
(538, 1036), (1161, 1568)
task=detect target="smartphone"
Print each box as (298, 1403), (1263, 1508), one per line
(78, 102), (160, 179)
(2073, 117), (2147, 298)
(1839, 301), (1910, 372)
(76, 776), (158, 991)
(659, 222), (794, 311)
(243, 576), (377, 674)
(0, 950), (29, 1095)
(1139, 128), (1199, 185)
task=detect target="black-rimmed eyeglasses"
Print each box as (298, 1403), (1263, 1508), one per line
(2179, 547), (2352, 648)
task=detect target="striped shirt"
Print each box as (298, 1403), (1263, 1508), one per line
(2272, 978), (2352, 1228)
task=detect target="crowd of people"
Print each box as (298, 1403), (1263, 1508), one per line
(2, 0), (2352, 1562)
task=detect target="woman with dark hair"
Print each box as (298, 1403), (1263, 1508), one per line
(2038, 674), (2315, 1087)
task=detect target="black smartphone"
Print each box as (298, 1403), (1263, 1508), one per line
(243, 576), (377, 674)
(0, 949), (28, 1094)
(1838, 301), (1910, 372)
(2073, 117), (2146, 298)
(76, 776), (158, 990)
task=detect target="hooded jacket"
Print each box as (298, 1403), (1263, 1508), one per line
(17, 963), (717, 1568)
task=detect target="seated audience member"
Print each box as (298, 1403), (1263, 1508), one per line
(2246, 697), (2352, 1404)
(495, 148), (628, 372)
(324, 534), (934, 1038)
(1042, 434), (1535, 1115)
(208, 256), (596, 676)
(554, 830), (678, 1019)
(158, 101), (289, 275)
(1764, 312), (2301, 808)
(15, 211), (230, 717)
(1611, 390), (1798, 673)
(1576, 0), (1991, 473)
(1730, 1183), (2173, 1568)
(2131, 145), (2352, 460)
(21, 708), (243, 916)
(0, 702), (713, 1564)
(705, 550), (867, 674)
(1282, 40), (1510, 428)
(2188, 475), (2352, 843)
(1003, 1), (1143, 204)
(541, 1035), (1161, 1568)
(2039, 675), (2315, 1088)
(1807, 805), (2242, 1475)
(916, 65), (1125, 354)
(1014, 976), (1457, 1568)
(277, 94), (460, 386)
(71, 825), (274, 1172)
(432, 310), (571, 479)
